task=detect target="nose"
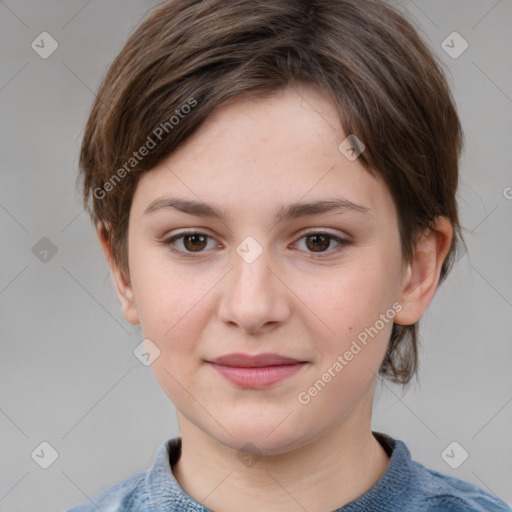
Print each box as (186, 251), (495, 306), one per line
(217, 245), (291, 334)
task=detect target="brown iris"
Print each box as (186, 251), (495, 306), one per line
(305, 234), (330, 252)
(182, 234), (208, 252)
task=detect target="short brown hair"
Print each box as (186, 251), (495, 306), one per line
(79, 0), (464, 385)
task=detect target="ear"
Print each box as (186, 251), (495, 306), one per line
(393, 217), (453, 326)
(96, 224), (140, 325)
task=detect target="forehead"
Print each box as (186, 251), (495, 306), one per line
(131, 84), (397, 225)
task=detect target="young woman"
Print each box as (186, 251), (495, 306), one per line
(67, 0), (509, 510)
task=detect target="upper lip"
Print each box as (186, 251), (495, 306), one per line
(207, 353), (305, 367)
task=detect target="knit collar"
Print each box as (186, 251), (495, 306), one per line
(144, 431), (413, 511)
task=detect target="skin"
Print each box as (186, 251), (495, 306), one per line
(98, 83), (452, 511)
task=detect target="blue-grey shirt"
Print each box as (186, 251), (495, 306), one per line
(65, 432), (510, 511)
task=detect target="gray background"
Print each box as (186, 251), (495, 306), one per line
(1, 1), (511, 510)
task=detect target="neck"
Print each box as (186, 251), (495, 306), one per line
(172, 412), (390, 512)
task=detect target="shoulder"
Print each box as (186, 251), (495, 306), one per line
(409, 459), (510, 511)
(64, 469), (150, 512)
(367, 433), (510, 512)
(64, 437), (205, 512)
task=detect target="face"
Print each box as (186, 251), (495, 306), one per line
(110, 84), (430, 455)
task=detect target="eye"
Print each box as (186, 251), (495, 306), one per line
(293, 231), (350, 257)
(164, 231), (220, 257)
(163, 230), (350, 259)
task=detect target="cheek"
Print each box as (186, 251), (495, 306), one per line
(129, 243), (209, 339)
(129, 260), (225, 415)
(307, 259), (398, 337)
(133, 265), (211, 406)
(294, 270), (395, 419)
(301, 254), (399, 381)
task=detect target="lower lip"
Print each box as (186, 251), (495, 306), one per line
(208, 362), (306, 388)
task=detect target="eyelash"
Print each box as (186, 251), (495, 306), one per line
(162, 230), (350, 259)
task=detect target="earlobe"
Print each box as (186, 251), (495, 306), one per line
(394, 217), (453, 326)
(96, 225), (140, 325)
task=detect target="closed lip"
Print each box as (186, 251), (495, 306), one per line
(207, 353), (306, 367)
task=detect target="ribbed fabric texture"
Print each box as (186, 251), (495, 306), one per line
(66, 432), (510, 511)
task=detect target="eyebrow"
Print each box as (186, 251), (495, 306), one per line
(143, 196), (373, 223)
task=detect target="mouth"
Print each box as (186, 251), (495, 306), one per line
(205, 353), (308, 388)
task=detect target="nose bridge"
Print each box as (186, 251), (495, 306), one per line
(223, 231), (270, 286)
(218, 237), (289, 332)
(231, 239), (276, 302)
